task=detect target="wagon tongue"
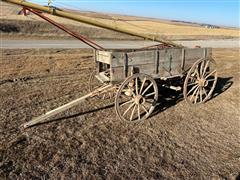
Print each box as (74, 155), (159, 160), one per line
(21, 85), (113, 129)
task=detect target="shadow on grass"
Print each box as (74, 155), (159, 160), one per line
(151, 76), (233, 116)
(211, 76), (233, 99)
(28, 103), (115, 128)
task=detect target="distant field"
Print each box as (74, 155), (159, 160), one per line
(1, 1), (239, 40)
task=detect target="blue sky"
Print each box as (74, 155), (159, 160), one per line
(30, 0), (239, 27)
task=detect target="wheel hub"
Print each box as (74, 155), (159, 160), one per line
(198, 78), (207, 87)
(134, 95), (145, 105)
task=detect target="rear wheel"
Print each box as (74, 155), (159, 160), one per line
(115, 73), (158, 122)
(183, 57), (217, 105)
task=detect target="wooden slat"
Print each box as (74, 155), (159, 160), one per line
(181, 48), (185, 71)
(111, 63), (156, 82)
(96, 51), (112, 64)
(155, 50), (160, 74)
(183, 48), (211, 71)
(111, 50), (156, 67)
(158, 48), (182, 77)
(123, 53), (128, 78)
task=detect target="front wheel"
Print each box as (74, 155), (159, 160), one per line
(115, 73), (158, 122)
(89, 70), (113, 99)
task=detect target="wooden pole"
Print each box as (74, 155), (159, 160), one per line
(22, 84), (113, 129)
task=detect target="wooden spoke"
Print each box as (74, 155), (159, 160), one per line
(200, 60), (205, 77)
(203, 60), (210, 76)
(123, 102), (135, 117)
(203, 87), (208, 97)
(137, 104), (141, 120)
(187, 84), (198, 96)
(135, 77), (139, 95)
(130, 104), (136, 121)
(144, 92), (156, 97)
(139, 77), (146, 94)
(190, 86), (199, 102)
(142, 82), (153, 96)
(194, 89), (200, 104)
(206, 78), (215, 82)
(199, 87), (203, 102)
(120, 99), (134, 107)
(144, 103), (153, 110)
(194, 66), (200, 79)
(141, 104), (149, 114)
(187, 82), (197, 86)
(205, 70), (216, 79)
(145, 98), (154, 104)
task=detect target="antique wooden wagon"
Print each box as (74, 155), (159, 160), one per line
(2, 0), (217, 128)
(22, 46), (217, 128)
(89, 47), (217, 122)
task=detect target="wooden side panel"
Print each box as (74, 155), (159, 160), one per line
(158, 48), (182, 77)
(111, 64), (156, 83)
(110, 50), (157, 82)
(110, 52), (125, 82)
(99, 48), (212, 83)
(112, 50), (156, 67)
(96, 51), (112, 64)
(183, 48), (211, 72)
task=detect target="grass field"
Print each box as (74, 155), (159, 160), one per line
(0, 48), (239, 179)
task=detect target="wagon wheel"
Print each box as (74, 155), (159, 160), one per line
(89, 70), (113, 99)
(115, 73), (158, 122)
(183, 57), (217, 105)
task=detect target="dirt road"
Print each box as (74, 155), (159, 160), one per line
(0, 48), (239, 179)
(1, 39), (239, 49)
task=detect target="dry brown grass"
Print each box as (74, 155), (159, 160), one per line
(0, 48), (239, 179)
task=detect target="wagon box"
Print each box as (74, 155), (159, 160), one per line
(91, 46), (217, 122)
(95, 48), (212, 83)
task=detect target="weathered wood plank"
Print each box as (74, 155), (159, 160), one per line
(183, 48), (211, 72)
(158, 48), (182, 77)
(96, 51), (112, 64)
(111, 50), (156, 67)
(111, 63), (156, 82)
(96, 47), (212, 82)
